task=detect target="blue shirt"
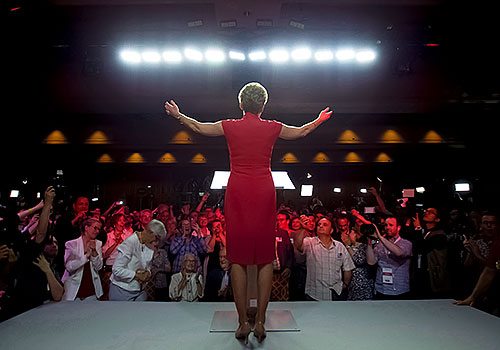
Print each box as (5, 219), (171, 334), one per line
(170, 236), (208, 273)
(374, 237), (412, 295)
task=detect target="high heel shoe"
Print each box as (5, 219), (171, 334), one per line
(253, 321), (267, 343)
(235, 321), (251, 344)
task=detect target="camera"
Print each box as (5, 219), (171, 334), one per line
(359, 223), (378, 239)
(360, 223), (375, 236)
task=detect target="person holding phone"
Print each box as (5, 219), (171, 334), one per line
(165, 82), (333, 343)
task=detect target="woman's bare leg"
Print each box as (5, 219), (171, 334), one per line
(256, 262), (273, 324)
(231, 263), (248, 324)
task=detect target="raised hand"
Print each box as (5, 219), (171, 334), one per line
(201, 192), (210, 202)
(164, 99), (181, 119)
(44, 186), (56, 203)
(367, 187), (378, 196)
(0, 245), (11, 260)
(350, 208), (360, 217)
(33, 254), (51, 274)
(28, 213), (40, 226)
(413, 213), (422, 230)
(318, 107), (333, 123)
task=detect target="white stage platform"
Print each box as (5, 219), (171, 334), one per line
(1, 300), (499, 350)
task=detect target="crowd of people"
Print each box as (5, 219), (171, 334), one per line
(1, 185), (498, 322)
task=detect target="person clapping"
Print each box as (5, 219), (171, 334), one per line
(169, 253), (203, 302)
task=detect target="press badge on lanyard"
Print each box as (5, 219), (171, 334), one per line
(382, 267), (394, 284)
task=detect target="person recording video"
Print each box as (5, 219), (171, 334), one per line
(366, 216), (413, 300)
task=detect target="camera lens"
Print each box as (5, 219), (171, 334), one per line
(360, 224), (375, 236)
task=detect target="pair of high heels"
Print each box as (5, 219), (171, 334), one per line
(235, 321), (266, 344)
(235, 321), (252, 344)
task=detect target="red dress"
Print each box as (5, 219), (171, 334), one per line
(222, 112), (282, 265)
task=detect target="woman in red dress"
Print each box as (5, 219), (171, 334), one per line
(165, 82), (332, 342)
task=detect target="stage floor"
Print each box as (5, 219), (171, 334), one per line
(1, 300), (499, 350)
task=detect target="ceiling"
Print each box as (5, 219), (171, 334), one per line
(4, 0), (499, 116)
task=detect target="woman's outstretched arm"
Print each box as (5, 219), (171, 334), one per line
(279, 107), (333, 140)
(164, 99), (224, 137)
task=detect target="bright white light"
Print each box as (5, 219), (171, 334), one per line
(141, 51), (161, 63)
(210, 171), (230, 189)
(22, 180), (28, 185)
(269, 49), (289, 63)
(333, 187), (342, 193)
(210, 171), (295, 190)
(205, 49), (226, 62)
(306, 173), (312, 179)
(229, 51), (246, 61)
(91, 197), (99, 202)
(355, 50), (376, 63)
(360, 188), (368, 193)
(120, 49), (141, 64)
(455, 183), (470, 192)
(336, 49), (356, 61)
(291, 47), (312, 62)
(248, 50), (266, 61)
(314, 49), (334, 62)
(10, 190), (19, 198)
(162, 50), (183, 63)
(271, 171), (296, 189)
(184, 48), (203, 62)
(301, 185), (313, 197)
(416, 187), (426, 193)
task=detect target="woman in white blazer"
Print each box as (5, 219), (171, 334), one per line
(62, 217), (103, 300)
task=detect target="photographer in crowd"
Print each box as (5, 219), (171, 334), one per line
(366, 216), (412, 299)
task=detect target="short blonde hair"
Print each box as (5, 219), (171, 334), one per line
(238, 82), (268, 114)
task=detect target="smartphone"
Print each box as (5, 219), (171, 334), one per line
(402, 189), (415, 198)
(364, 207), (376, 214)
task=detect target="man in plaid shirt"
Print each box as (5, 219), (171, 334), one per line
(297, 217), (355, 301)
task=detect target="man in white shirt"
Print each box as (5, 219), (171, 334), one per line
(297, 217), (355, 301)
(109, 219), (166, 301)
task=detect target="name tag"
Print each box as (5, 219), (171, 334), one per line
(382, 267), (394, 284)
(275, 237), (282, 242)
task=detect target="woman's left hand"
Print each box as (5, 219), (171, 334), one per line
(164, 99), (181, 119)
(318, 107), (333, 122)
